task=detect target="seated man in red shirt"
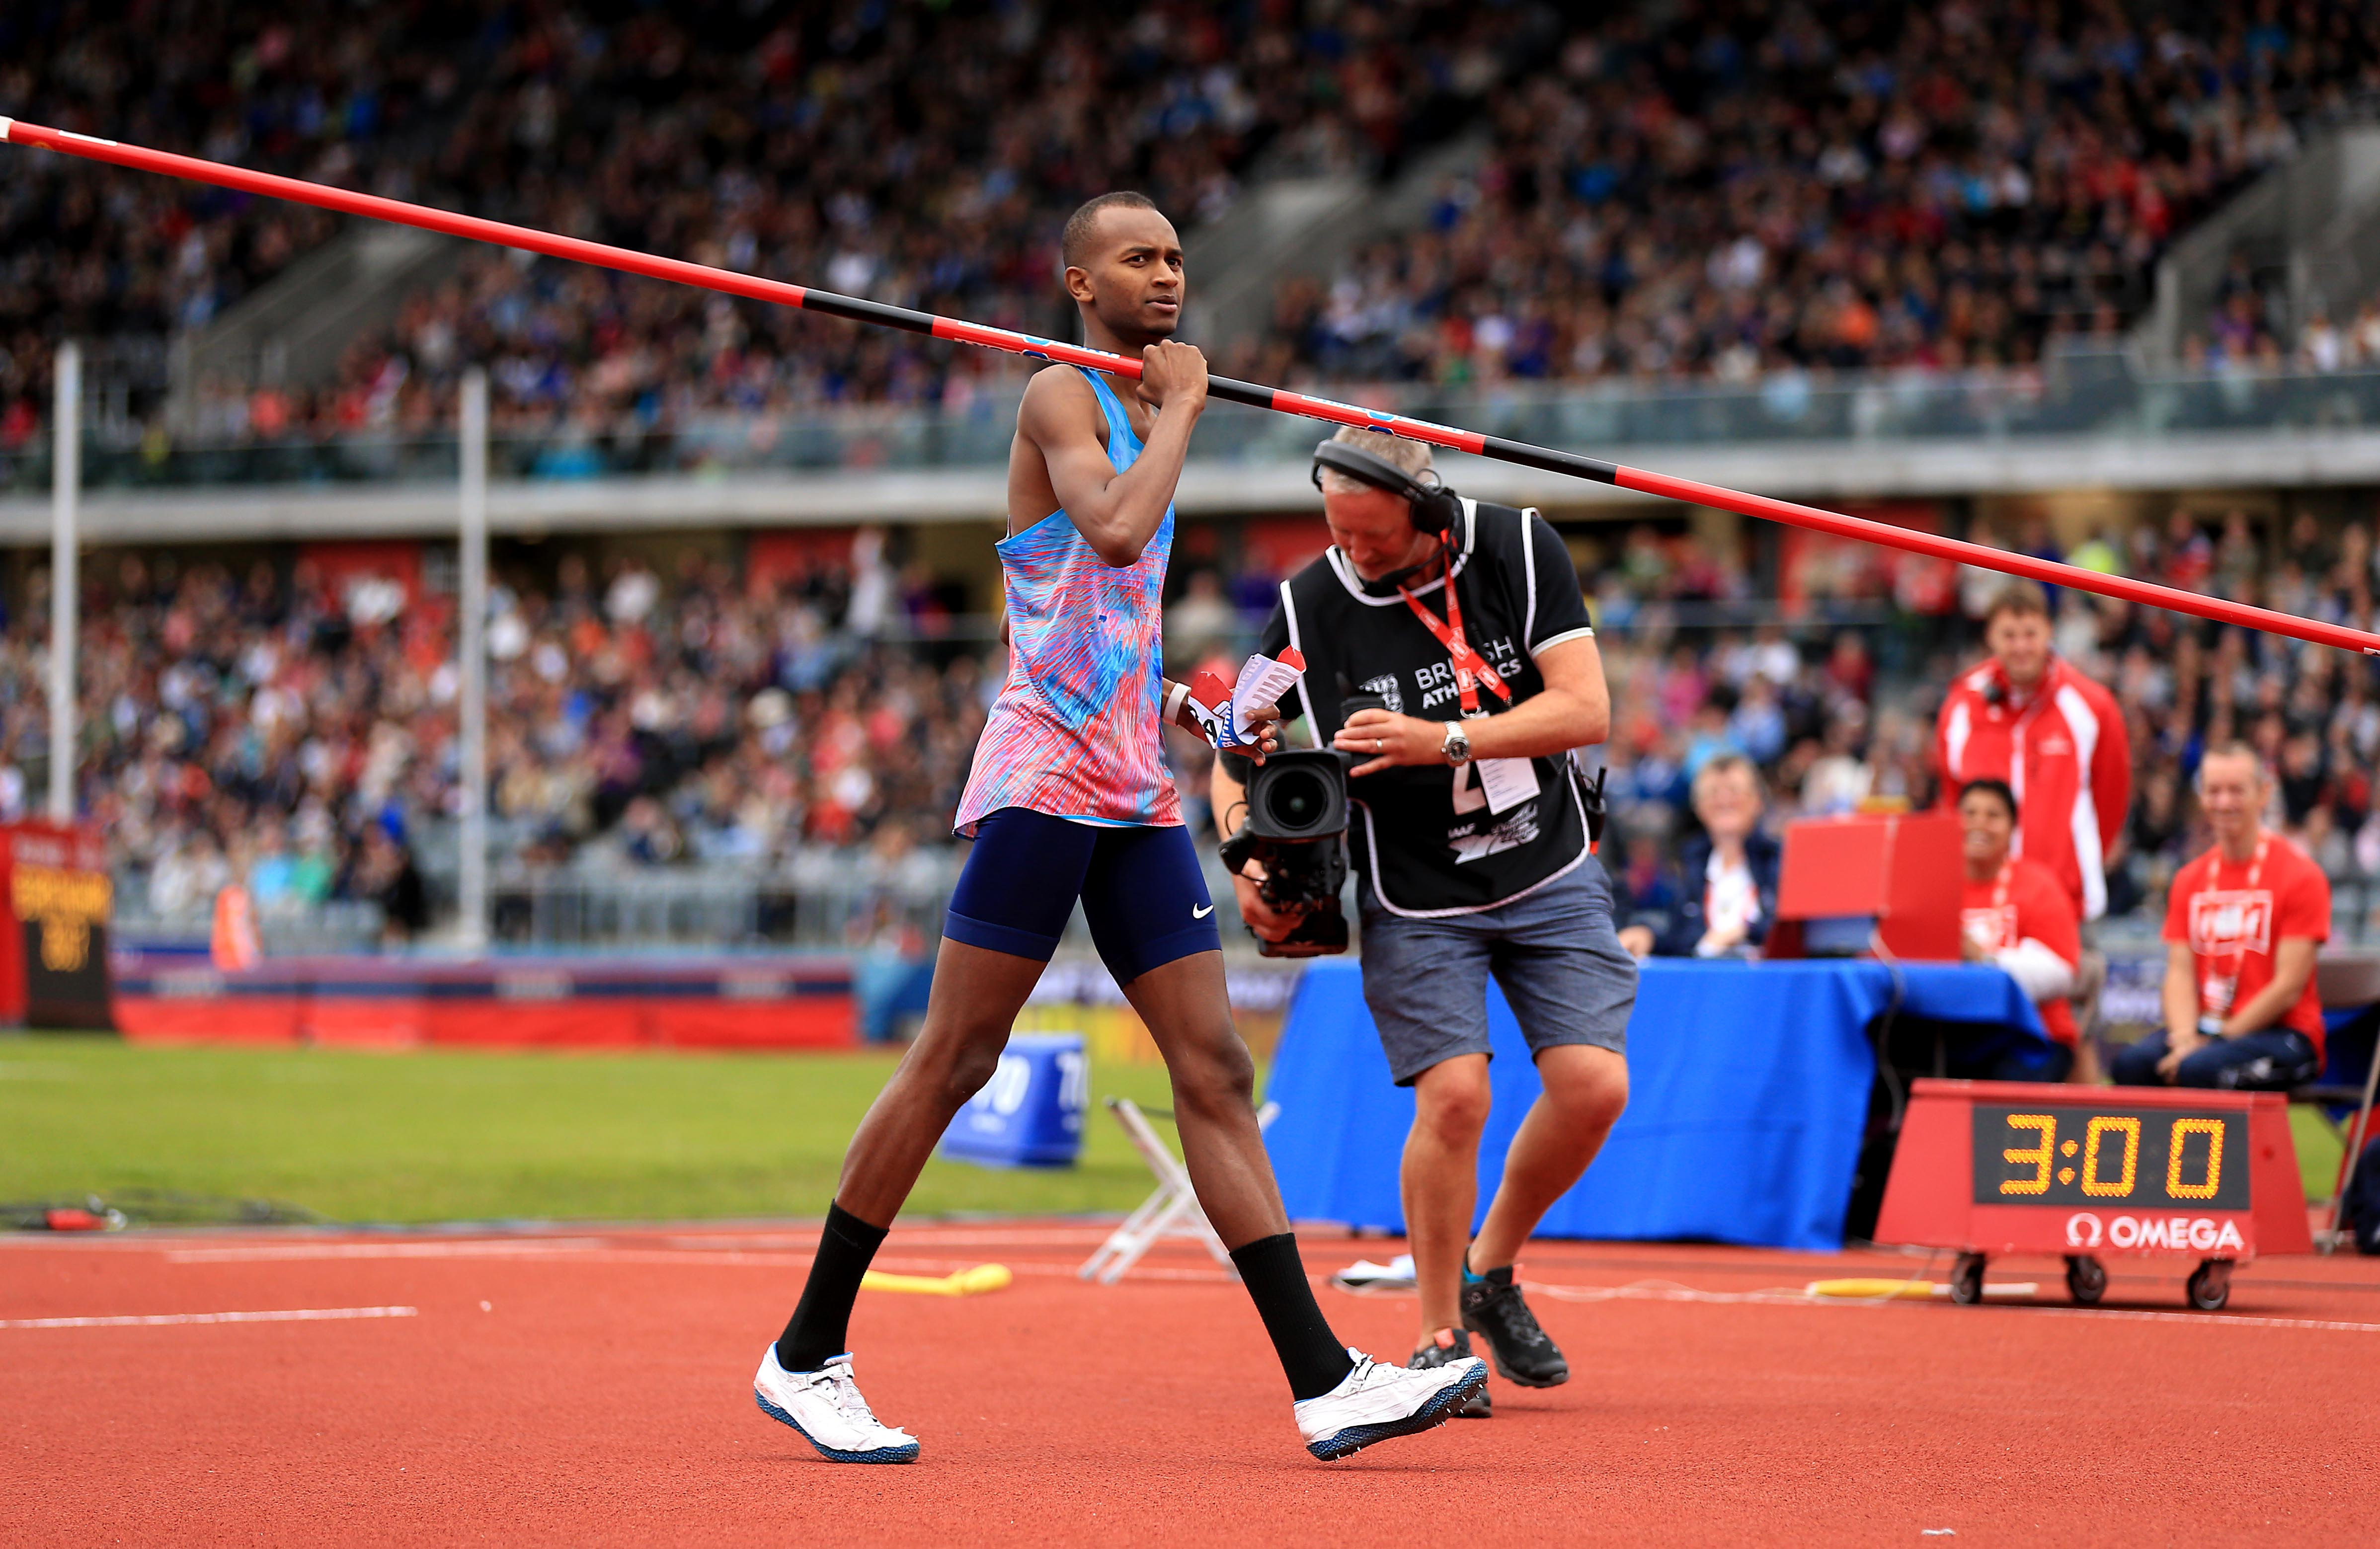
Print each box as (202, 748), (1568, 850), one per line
(2114, 743), (2329, 1090)
(1957, 779), (2083, 1083)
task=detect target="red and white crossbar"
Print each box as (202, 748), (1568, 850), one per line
(4, 116), (2372, 655)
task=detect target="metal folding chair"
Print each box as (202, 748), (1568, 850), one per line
(1078, 1095), (1279, 1285)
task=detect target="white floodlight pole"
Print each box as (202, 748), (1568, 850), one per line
(456, 368), (490, 951)
(48, 342), (80, 824)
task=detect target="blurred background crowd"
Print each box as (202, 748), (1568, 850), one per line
(5, 505), (2380, 944)
(2, 0), (1535, 445)
(1250, 0), (2378, 387)
(6, 0), (2380, 452)
(6, 0), (2380, 945)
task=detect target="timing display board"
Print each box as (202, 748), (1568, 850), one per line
(1874, 1079), (2310, 1260)
(1969, 1103), (2250, 1211)
(0, 822), (114, 1032)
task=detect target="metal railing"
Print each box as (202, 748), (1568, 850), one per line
(484, 869), (945, 949)
(113, 896), (388, 955)
(17, 358), (2380, 495)
(106, 841), (1279, 953)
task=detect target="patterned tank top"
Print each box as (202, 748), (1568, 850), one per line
(954, 367), (1183, 834)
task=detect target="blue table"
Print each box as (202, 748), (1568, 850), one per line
(1262, 957), (2048, 1251)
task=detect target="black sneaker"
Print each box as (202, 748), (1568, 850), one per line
(1461, 1266), (1569, 1388)
(1408, 1328), (1492, 1417)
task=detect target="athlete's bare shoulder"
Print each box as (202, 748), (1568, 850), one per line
(1016, 363), (1103, 446)
(1007, 364), (1109, 535)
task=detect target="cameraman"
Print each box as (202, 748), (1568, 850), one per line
(1212, 427), (1634, 1417)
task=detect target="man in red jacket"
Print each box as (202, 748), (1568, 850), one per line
(1935, 581), (2131, 920)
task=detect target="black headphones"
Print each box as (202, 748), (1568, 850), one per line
(1310, 438), (1464, 536)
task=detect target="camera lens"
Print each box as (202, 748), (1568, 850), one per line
(1264, 768), (1329, 833)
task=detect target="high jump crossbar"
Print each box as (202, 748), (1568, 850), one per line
(5, 115), (2373, 656)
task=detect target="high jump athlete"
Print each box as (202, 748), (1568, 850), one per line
(754, 192), (1485, 1464)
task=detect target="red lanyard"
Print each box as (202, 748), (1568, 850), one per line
(1397, 555), (1511, 715)
(1990, 860), (2014, 916)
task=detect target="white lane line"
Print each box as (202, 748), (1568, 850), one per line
(157, 1239), (1230, 1275)
(165, 1239), (605, 1263)
(1, 1305), (419, 1329)
(2018, 1305), (2380, 1335)
(1522, 1278), (2380, 1333)
(661, 1228), (1118, 1251)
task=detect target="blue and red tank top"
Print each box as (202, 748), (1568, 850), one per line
(955, 367), (1182, 834)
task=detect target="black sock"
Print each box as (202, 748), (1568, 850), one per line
(776, 1202), (890, 1372)
(1230, 1233), (1356, 1401)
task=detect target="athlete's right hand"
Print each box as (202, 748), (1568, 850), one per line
(1137, 340), (1208, 414)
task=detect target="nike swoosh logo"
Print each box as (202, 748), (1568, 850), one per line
(1192, 904), (1215, 919)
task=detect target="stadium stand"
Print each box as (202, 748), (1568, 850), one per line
(3, 0), (1535, 443)
(6, 2), (2380, 953)
(0, 0), (494, 434)
(13, 1), (2380, 436)
(5, 504), (2380, 950)
(1248, 0), (2380, 386)
(0, 538), (989, 933)
(1595, 500), (2380, 946)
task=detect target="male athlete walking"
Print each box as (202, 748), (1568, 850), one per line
(754, 192), (1485, 1464)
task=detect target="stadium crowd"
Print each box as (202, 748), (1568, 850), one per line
(3, 504), (2375, 943)
(1253, 0), (2380, 388)
(2208, 254), (2380, 375)
(0, 0), (491, 439)
(0, 537), (994, 929)
(5, 0), (1534, 448)
(9, 1), (2380, 453)
(1593, 502), (2380, 938)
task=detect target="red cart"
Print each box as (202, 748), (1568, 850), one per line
(1874, 1080), (2311, 1311)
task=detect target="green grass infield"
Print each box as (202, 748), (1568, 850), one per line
(2, 1036), (2349, 1227)
(0, 1036), (1189, 1225)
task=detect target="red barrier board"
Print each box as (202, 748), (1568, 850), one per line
(1774, 811), (1962, 961)
(108, 951), (861, 1051)
(1874, 1079), (2308, 1310)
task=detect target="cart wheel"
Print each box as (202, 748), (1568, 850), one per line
(2063, 1254), (2107, 1306)
(1949, 1252), (1987, 1305)
(2185, 1259), (2232, 1312)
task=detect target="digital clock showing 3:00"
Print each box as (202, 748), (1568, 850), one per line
(1969, 1103), (2250, 1210)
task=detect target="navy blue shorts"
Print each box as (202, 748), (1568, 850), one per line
(944, 807), (1221, 984)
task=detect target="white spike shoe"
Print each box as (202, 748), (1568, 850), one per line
(754, 1346), (920, 1464)
(1293, 1347), (1486, 1461)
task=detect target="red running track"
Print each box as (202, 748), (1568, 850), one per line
(4, 1221), (2378, 1545)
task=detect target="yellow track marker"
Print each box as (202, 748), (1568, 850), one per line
(860, 1263), (1014, 1297)
(1809, 1278), (1935, 1300)
(1807, 1278), (2039, 1301)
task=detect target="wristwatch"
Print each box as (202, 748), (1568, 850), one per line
(1440, 721), (1473, 766)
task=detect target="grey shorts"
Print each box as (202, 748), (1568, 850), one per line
(1356, 859), (1638, 1086)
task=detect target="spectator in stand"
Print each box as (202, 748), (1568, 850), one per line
(1957, 779), (2084, 1083)
(1618, 755), (1780, 960)
(1935, 581), (2130, 920)
(2115, 744), (2328, 1090)
(359, 818), (428, 945)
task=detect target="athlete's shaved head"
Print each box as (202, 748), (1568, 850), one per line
(1059, 192), (1184, 351)
(1062, 191), (1160, 271)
